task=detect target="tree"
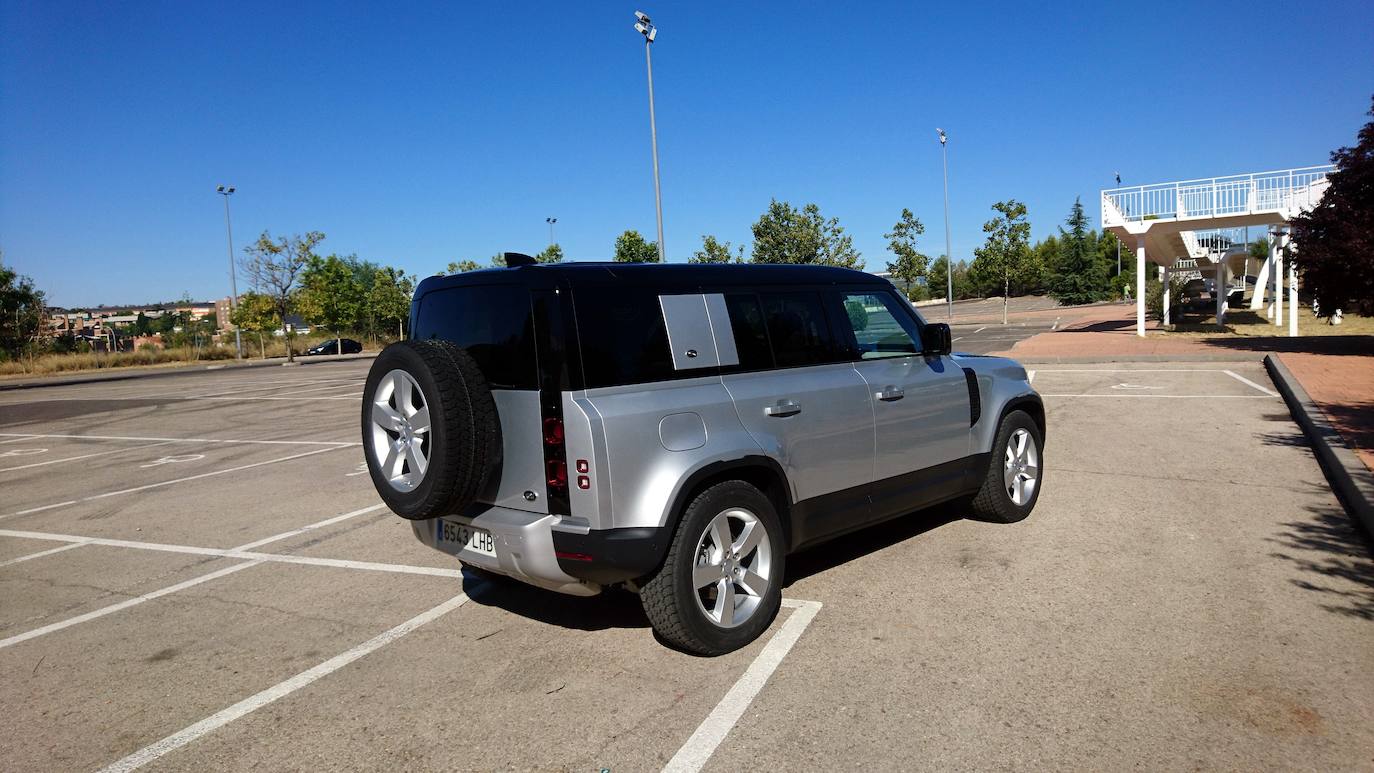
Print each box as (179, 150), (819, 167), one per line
(230, 291), (279, 359)
(689, 235), (743, 264)
(297, 254), (365, 353)
(972, 200), (1033, 324)
(239, 230), (324, 363)
(536, 244), (564, 263)
(489, 253), (507, 268)
(1291, 94), (1374, 316)
(614, 230), (660, 263)
(884, 208), (928, 299)
(0, 263), (45, 360)
(750, 200), (862, 268)
(368, 267), (414, 339)
(446, 260), (481, 274)
(1048, 198), (1106, 305)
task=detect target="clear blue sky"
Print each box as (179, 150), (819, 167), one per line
(2, 0), (1371, 307)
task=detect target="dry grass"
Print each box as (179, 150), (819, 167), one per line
(0, 335), (384, 379)
(1167, 307), (1374, 338)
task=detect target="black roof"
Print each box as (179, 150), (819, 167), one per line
(416, 262), (887, 299)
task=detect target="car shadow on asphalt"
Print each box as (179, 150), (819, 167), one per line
(461, 568), (651, 631)
(784, 501), (965, 587)
(1265, 482), (1374, 622)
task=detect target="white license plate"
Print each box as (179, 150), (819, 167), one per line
(436, 519), (496, 557)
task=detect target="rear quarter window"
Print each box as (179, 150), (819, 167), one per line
(573, 286), (675, 389)
(414, 285), (537, 389)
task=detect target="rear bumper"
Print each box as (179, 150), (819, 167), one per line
(411, 505), (603, 597)
(550, 525), (670, 585)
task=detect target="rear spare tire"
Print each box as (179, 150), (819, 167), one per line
(361, 340), (501, 520)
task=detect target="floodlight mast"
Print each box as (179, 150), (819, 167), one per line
(635, 11), (665, 262)
(216, 185), (243, 359)
(937, 129), (953, 321)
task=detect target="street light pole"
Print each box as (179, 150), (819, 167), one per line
(215, 185), (243, 359)
(937, 128), (953, 321)
(546, 217), (557, 246)
(635, 11), (666, 263)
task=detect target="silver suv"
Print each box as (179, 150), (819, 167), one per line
(361, 258), (1044, 654)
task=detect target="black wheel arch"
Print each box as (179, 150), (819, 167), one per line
(665, 456), (794, 553)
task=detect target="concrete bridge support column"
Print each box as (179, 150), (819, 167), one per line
(1251, 243), (1273, 311)
(1136, 235), (1146, 337)
(1161, 265), (1171, 326)
(1273, 230), (1284, 326)
(1216, 262), (1227, 328)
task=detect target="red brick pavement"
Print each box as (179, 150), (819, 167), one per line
(1279, 353), (1374, 472)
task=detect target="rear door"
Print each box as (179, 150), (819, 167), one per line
(833, 288), (970, 517)
(716, 290), (875, 547)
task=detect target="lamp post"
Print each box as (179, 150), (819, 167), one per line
(937, 128), (953, 321)
(634, 11), (666, 263)
(546, 217), (557, 246)
(215, 185), (243, 359)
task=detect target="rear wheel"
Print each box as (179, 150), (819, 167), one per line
(641, 481), (784, 656)
(968, 409), (1043, 523)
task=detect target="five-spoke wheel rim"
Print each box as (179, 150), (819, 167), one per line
(369, 369), (432, 492)
(692, 508), (772, 629)
(1003, 428), (1039, 506)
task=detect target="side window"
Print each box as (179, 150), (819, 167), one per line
(723, 293), (774, 370)
(838, 291), (922, 359)
(758, 291), (841, 368)
(574, 287), (675, 389)
(415, 285), (537, 389)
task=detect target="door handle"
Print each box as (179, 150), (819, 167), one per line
(876, 386), (905, 402)
(764, 399), (801, 417)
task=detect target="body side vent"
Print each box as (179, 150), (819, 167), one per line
(962, 367), (981, 427)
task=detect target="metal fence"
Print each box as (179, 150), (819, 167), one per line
(1102, 165), (1334, 225)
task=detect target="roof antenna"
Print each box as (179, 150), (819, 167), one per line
(503, 252), (537, 267)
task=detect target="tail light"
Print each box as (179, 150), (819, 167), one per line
(543, 418), (568, 499)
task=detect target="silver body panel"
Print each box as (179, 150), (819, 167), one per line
(480, 389), (548, 514)
(851, 355), (970, 482)
(951, 354), (1038, 454)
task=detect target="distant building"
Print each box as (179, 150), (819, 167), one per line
(215, 297), (235, 331)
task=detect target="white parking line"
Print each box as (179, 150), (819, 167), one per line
(0, 561), (262, 650)
(0, 433), (356, 447)
(1040, 394), (1271, 399)
(0, 542), (85, 568)
(663, 599), (823, 773)
(99, 592), (473, 773)
(1027, 370), (1036, 384)
(2, 446), (353, 520)
(0, 528), (462, 578)
(974, 326), (987, 333)
(232, 503), (388, 550)
(0, 440), (177, 473)
(1223, 369), (1280, 397)
(277, 381), (366, 396)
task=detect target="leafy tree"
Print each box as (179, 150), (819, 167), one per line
(884, 208), (928, 299)
(1290, 95), (1374, 316)
(489, 253), (507, 268)
(239, 230), (324, 363)
(614, 230), (661, 263)
(230, 291), (280, 358)
(446, 260), (481, 274)
(297, 254), (365, 353)
(1048, 198), (1106, 305)
(0, 263), (45, 360)
(535, 244), (564, 264)
(1248, 236), (1270, 263)
(368, 266), (414, 339)
(689, 235), (744, 264)
(750, 200), (862, 269)
(972, 200), (1033, 323)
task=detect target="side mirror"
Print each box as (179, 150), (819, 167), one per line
(921, 322), (952, 356)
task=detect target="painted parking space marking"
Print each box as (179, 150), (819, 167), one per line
(2, 446), (353, 520)
(0, 561), (263, 651)
(664, 598), (823, 773)
(0, 441), (177, 474)
(1223, 369), (1280, 397)
(0, 447), (47, 457)
(0, 432), (357, 447)
(98, 592), (474, 773)
(0, 542), (85, 568)
(138, 453), (205, 469)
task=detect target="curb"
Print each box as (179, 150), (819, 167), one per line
(989, 353), (1267, 364)
(0, 352), (378, 392)
(1265, 354), (1374, 540)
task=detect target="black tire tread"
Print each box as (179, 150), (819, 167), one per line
(968, 409), (1040, 524)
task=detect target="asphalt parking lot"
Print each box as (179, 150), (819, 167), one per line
(2, 359), (1371, 770)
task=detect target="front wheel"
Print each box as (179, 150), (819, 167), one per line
(968, 410), (1043, 523)
(640, 481), (784, 656)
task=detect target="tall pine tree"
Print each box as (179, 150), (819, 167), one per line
(1049, 198), (1105, 306)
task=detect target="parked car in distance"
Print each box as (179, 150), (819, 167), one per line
(360, 257), (1045, 655)
(305, 338), (362, 356)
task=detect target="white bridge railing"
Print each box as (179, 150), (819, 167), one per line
(1101, 165), (1334, 226)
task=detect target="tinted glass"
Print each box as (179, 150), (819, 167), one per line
(574, 287), (675, 388)
(414, 285), (537, 389)
(759, 292), (839, 368)
(839, 291), (921, 359)
(723, 293), (773, 370)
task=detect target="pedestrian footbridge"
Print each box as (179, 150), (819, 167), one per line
(1101, 165), (1334, 336)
